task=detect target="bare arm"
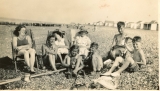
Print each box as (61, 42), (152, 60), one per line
(62, 55), (70, 67)
(13, 37), (18, 50)
(86, 37), (91, 48)
(43, 45), (57, 55)
(111, 35), (116, 48)
(76, 56), (84, 70)
(13, 36), (30, 51)
(137, 50), (146, 65)
(97, 55), (103, 68)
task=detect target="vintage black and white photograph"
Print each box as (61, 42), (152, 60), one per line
(0, 0), (158, 90)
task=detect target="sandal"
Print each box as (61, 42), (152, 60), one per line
(30, 71), (36, 74)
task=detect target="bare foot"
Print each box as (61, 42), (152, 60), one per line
(91, 71), (96, 76)
(111, 72), (120, 77)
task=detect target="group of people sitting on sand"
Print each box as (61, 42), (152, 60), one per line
(12, 21), (146, 77)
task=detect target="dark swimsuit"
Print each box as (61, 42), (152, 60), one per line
(16, 36), (28, 54)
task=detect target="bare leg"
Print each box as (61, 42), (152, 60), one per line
(48, 54), (57, 71)
(42, 44), (46, 56)
(57, 53), (63, 63)
(111, 57), (133, 76)
(18, 50), (30, 67)
(101, 57), (124, 76)
(97, 56), (103, 71)
(28, 48), (36, 71)
(73, 57), (83, 74)
(92, 56), (97, 72)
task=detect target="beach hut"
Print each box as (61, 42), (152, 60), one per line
(126, 22), (134, 28)
(148, 20), (158, 30)
(143, 22), (150, 30)
(96, 21), (104, 26)
(104, 21), (114, 27)
(113, 21), (118, 27)
(136, 21), (144, 29)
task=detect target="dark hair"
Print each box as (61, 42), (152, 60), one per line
(78, 30), (88, 35)
(69, 45), (79, 53)
(90, 42), (98, 49)
(117, 21), (125, 29)
(132, 36), (141, 43)
(107, 45), (126, 60)
(52, 30), (64, 40)
(13, 24), (26, 36)
(46, 35), (56, 47)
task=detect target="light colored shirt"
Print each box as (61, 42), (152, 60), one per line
(55, 38), (68, 54)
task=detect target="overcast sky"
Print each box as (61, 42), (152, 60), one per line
(0, 0), (158, 24)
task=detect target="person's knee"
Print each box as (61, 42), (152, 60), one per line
(24, 50), (29, 55)
(29, 49), (36, 54)
(126, 57), (134, 64)
(115, 57), (124, 63)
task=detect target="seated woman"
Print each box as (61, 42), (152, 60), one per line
(63, 45), (84, 76)
(13, 25), (36, 73)
(42, 35), (58, 71)
(52, 30), (69, 62)
(74, 28), (91, 59)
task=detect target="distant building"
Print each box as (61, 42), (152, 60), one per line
(113, 21), (118, 27)
(126, 22), (135, 28)
(148, 20), (158, 30)
(96, 21), (104, 26)
(104, 21), (114, 27)
(143, 22), (149, 30)
(136, 21), (144, 29)
(143, 20), (158, 30)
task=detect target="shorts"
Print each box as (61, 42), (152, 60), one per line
(126, 62), (139, 72)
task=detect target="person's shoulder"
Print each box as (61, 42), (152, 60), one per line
(138, 49), (144, 54)
(26, 35), (31, 39)
(13, 36), (18, 39)
(76, 55), (82, 59)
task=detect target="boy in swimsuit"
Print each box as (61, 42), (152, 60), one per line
(102, 36), (146, 76)
(111, 21), (127, 47)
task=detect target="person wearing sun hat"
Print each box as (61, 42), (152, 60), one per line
(74, 27), (91, 59)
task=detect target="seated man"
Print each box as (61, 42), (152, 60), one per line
(102, 36), (146, 77)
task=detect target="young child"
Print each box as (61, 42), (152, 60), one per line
(62, 45), (84, 75)
(42, 35), (58, 71)
(87, 42), (103, 75)
(102, 36), (146, 76)
(74, 29), (91, 59)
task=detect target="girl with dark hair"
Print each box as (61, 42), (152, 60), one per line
(42, 35), (58, 71)
(12, 25), (36, 73)
(52, 30), (69, 63)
